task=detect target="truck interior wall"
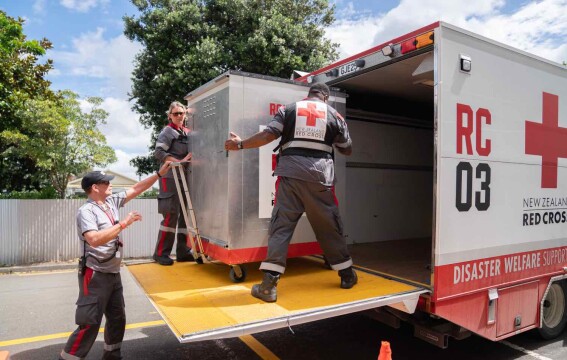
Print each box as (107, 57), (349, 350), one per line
(344, 119), (434, 244)
(344, 115), (434, 285)
(334, 52), (435, 285)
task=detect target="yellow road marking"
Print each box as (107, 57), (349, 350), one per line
(14, 269), (76, 276)
(1, 320), (279, 360)
(0, 320), (166, 347)
(125, 320), (165, 330)
(239, 335), (280, 360)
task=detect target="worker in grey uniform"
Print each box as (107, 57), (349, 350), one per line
(60, 162), (171, 360)
(153, 101), (194, 266)
(224, 83), (357, 303)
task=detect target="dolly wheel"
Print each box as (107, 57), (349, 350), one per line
(538, 281), (567, 340)
(195, 256), (204, 264)
(229, 265), (247, 283)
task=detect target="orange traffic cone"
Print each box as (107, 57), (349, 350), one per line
(377, 341), (392, 360)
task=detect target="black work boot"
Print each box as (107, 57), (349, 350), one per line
(251, 272), (280, 302)
(176, 249), (196, 262)
(339, 267), (358, 289)
(153, 254), (174, 266)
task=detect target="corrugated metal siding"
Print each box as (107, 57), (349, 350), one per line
(0, 199), (162, 266)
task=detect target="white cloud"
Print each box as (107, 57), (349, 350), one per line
(77, 96), (153, 180)
(464, 0), (567, 60)
(326, 0), (567, 64)
(49, 27), (149, 179)
(99, 149), (143, 182)
(327, 15), (385, 59)
(33, 0), (46, 13)
(334, 1), (372, 20)
(49, 28), (142, 97)
(97, 97), (153, 155)
(59, 0), (109, 13)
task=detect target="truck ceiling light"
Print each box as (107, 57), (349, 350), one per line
(381, 44), (394, 57)
(354, 59), (366, 68)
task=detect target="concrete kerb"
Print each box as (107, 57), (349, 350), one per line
(0, 258), (154, 275)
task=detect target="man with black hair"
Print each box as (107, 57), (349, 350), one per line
(225, 83), (356, 303)
(60, 162), (170, 360)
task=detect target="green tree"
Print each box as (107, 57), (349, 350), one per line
(0, 11), (57, 192)
(124, 0), (338, 175)
(1, 91), (117, 198)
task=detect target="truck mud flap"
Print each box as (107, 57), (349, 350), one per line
(127, 256), (429, 343)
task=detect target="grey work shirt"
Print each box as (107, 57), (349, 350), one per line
(77, 192), (127, 273)
(155, 123), (190, 179)
(264, 101), (352, 187)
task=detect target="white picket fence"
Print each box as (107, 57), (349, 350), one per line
(0, 199), (162, 266)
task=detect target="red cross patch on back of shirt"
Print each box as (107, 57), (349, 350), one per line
(294, 100), (327, 141)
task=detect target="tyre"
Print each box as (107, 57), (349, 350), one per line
(229, 265), (247, 283)
(538, 281), (567, 340)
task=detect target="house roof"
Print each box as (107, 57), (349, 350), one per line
(67, 170), (138, 189)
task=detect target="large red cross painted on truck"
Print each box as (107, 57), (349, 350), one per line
(298, 102), (326, 127)
(525, 92), (567, 188)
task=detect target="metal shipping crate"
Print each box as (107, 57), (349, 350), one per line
(183, 71), (347, 280)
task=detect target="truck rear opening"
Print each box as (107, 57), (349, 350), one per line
(338, 49), (435, 287)
(128, 50), (434, 341)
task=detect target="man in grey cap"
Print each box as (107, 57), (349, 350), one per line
(60, 162), (170, 360)
(225, 83), (356, 303)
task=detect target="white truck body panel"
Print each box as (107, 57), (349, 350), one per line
(434, 24), (567, 301)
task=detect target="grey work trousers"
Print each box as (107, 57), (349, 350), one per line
(154, 211), (190, 258)
(60, 268), (125, 360)
(260, 176), (352, 274)
(154, 176), (190, 258)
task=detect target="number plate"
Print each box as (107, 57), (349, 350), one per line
(338, 62), (360, 77)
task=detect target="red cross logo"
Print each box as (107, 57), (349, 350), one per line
(298, 102), (326, 127)
(525, 92), (567, 188)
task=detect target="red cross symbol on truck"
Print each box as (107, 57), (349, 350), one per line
(525, 92), (567, 188)
(298, 102), (326, 127)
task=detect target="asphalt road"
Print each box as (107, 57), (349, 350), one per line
(1, 266), (566, 360)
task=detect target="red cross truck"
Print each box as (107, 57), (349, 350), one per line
(127, 21), (567, 347)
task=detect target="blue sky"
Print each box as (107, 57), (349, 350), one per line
(1, 0), (566, 180)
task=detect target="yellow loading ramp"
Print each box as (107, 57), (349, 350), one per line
(128, 257), (429, 343)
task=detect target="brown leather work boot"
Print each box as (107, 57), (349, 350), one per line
(339, 267), (358, 289)
(251, 272), (280, 302)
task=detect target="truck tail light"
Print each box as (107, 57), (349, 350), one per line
(401, 38), (417, 54)
(416, 31), (434, 48)
(400, 31), (435, 54)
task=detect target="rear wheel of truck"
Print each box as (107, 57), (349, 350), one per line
(538, 281), (567, 339)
